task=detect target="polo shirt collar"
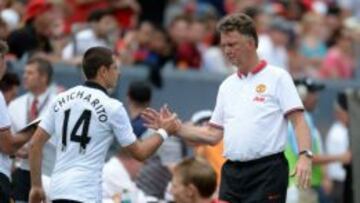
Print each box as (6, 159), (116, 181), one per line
(84, 81), (108, 95)
(237, 60), (267, 79)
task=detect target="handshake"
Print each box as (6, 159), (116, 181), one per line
(141, 105), (182, 136)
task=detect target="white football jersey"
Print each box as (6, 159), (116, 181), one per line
(39, 82), (137, 202)
(0, 91), (12, 178)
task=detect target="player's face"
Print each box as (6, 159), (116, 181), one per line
(170, 174), (193, 203)
(105, 61), (120, 89)
(220, 31), (255, 68)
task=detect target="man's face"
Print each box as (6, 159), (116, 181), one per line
(170, 173), (192, 203)
(96, 15), (117, 37)
(220, 31), (254, 68)
(23, 63), (46, 92)
(103, 56), (120, 89)
(0, 54), (7, 80)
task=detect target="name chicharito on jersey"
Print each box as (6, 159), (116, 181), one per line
(53, 90), (108, 122)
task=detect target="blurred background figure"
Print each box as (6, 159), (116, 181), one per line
(171, 157), (226, 203)
(192, 110), (225, 189)
(0, 72), (20, 104)
(326, 92), (352, 203)
(127, 80), (152, 138)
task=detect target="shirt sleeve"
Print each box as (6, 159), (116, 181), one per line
(38, 101), (56, 136)
(110, 104), (137, 147)
(0, 92), (11, 131)
(209, 86), (224, 129)
(275, 71), (304, 115)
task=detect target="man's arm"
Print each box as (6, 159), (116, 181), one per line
(288, 110), (312, 188)
(125, 133), (164, 161)
(125, 113), (180, 161)
(177, 124), (223, 146)
(0, 128), (33, 155)
(29, 127), (50, 188)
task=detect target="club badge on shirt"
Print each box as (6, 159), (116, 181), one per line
(254, 84), (267, 103)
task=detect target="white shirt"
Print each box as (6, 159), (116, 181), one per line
(0, 91), (12, 178)
(62, 29), (108, 60)
(39, 82), (137, 202)
(326, 121), (349, 181)
(8, 88), (57, 175)
(257, 34), (288, 70)
(210, 61), (303, 161)
(102, 157), (146, 202)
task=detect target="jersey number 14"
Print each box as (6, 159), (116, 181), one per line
(62, 109), (92, 154)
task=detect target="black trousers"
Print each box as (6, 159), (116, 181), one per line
(12, 168), (31, 201)
(219, 152), (288, 203)
(53, 200), (82, 203)
(0, 172), (12, 203)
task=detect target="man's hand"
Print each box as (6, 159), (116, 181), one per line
(29, 186), (46, 203)
(291, 156), (312, 189)
(142, 105), (181, 134)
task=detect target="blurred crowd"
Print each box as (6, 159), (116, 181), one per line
(1, 0), (360, 87)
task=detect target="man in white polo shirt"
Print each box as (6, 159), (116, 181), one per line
(143, 13), (312, 203)
(0, 41), (35, 203)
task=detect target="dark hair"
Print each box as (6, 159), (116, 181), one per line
(27, 57), (53, 85)
(82, 47), (114, 79)
(174, 157), (217, 198)
(217, 13), (258, 47)
(337, 92), (348, 111)
(127, 81), (152, 105)
(0, 40), (9, 55)
(0, 72), (20, 92)
(87, 8), (114, 22)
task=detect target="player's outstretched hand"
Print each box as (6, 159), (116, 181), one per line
(142, 107), (161, 130)
(142, 105), (181, 135)
(29, 186), (46, 203)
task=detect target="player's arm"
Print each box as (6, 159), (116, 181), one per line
(125, 113), (180, 161)
(125, 133), (164, 161)
(0, 128), (34, 155)
(29, 127), (50, 188)
(177, 124), (223, 146)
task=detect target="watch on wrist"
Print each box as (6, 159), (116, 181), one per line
(299, 150), (314, 159)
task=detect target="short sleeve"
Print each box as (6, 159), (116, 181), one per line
(0, 92), (11, 130)
(209, 86), (225, 129)
(275, 72), (304, 115)
(38, 101), (56, 136)
(110, 104), (136, 147)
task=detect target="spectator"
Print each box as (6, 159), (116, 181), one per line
(7, 0), (55, 59)
(62, 8), (118, 62)
(109, 0), (140, 30)
(299, 12), (327, 74)
(127, 80), (152, 138)
(102, 149), (146, 202)
(326, 92), (351, 203)
(0, 72), (20, 104)
(257, 17), (292, 69)
(319, 29), (355, 79)
(171, 157), (226, 203)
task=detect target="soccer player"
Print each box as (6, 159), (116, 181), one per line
(29, 47), (180, 203)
